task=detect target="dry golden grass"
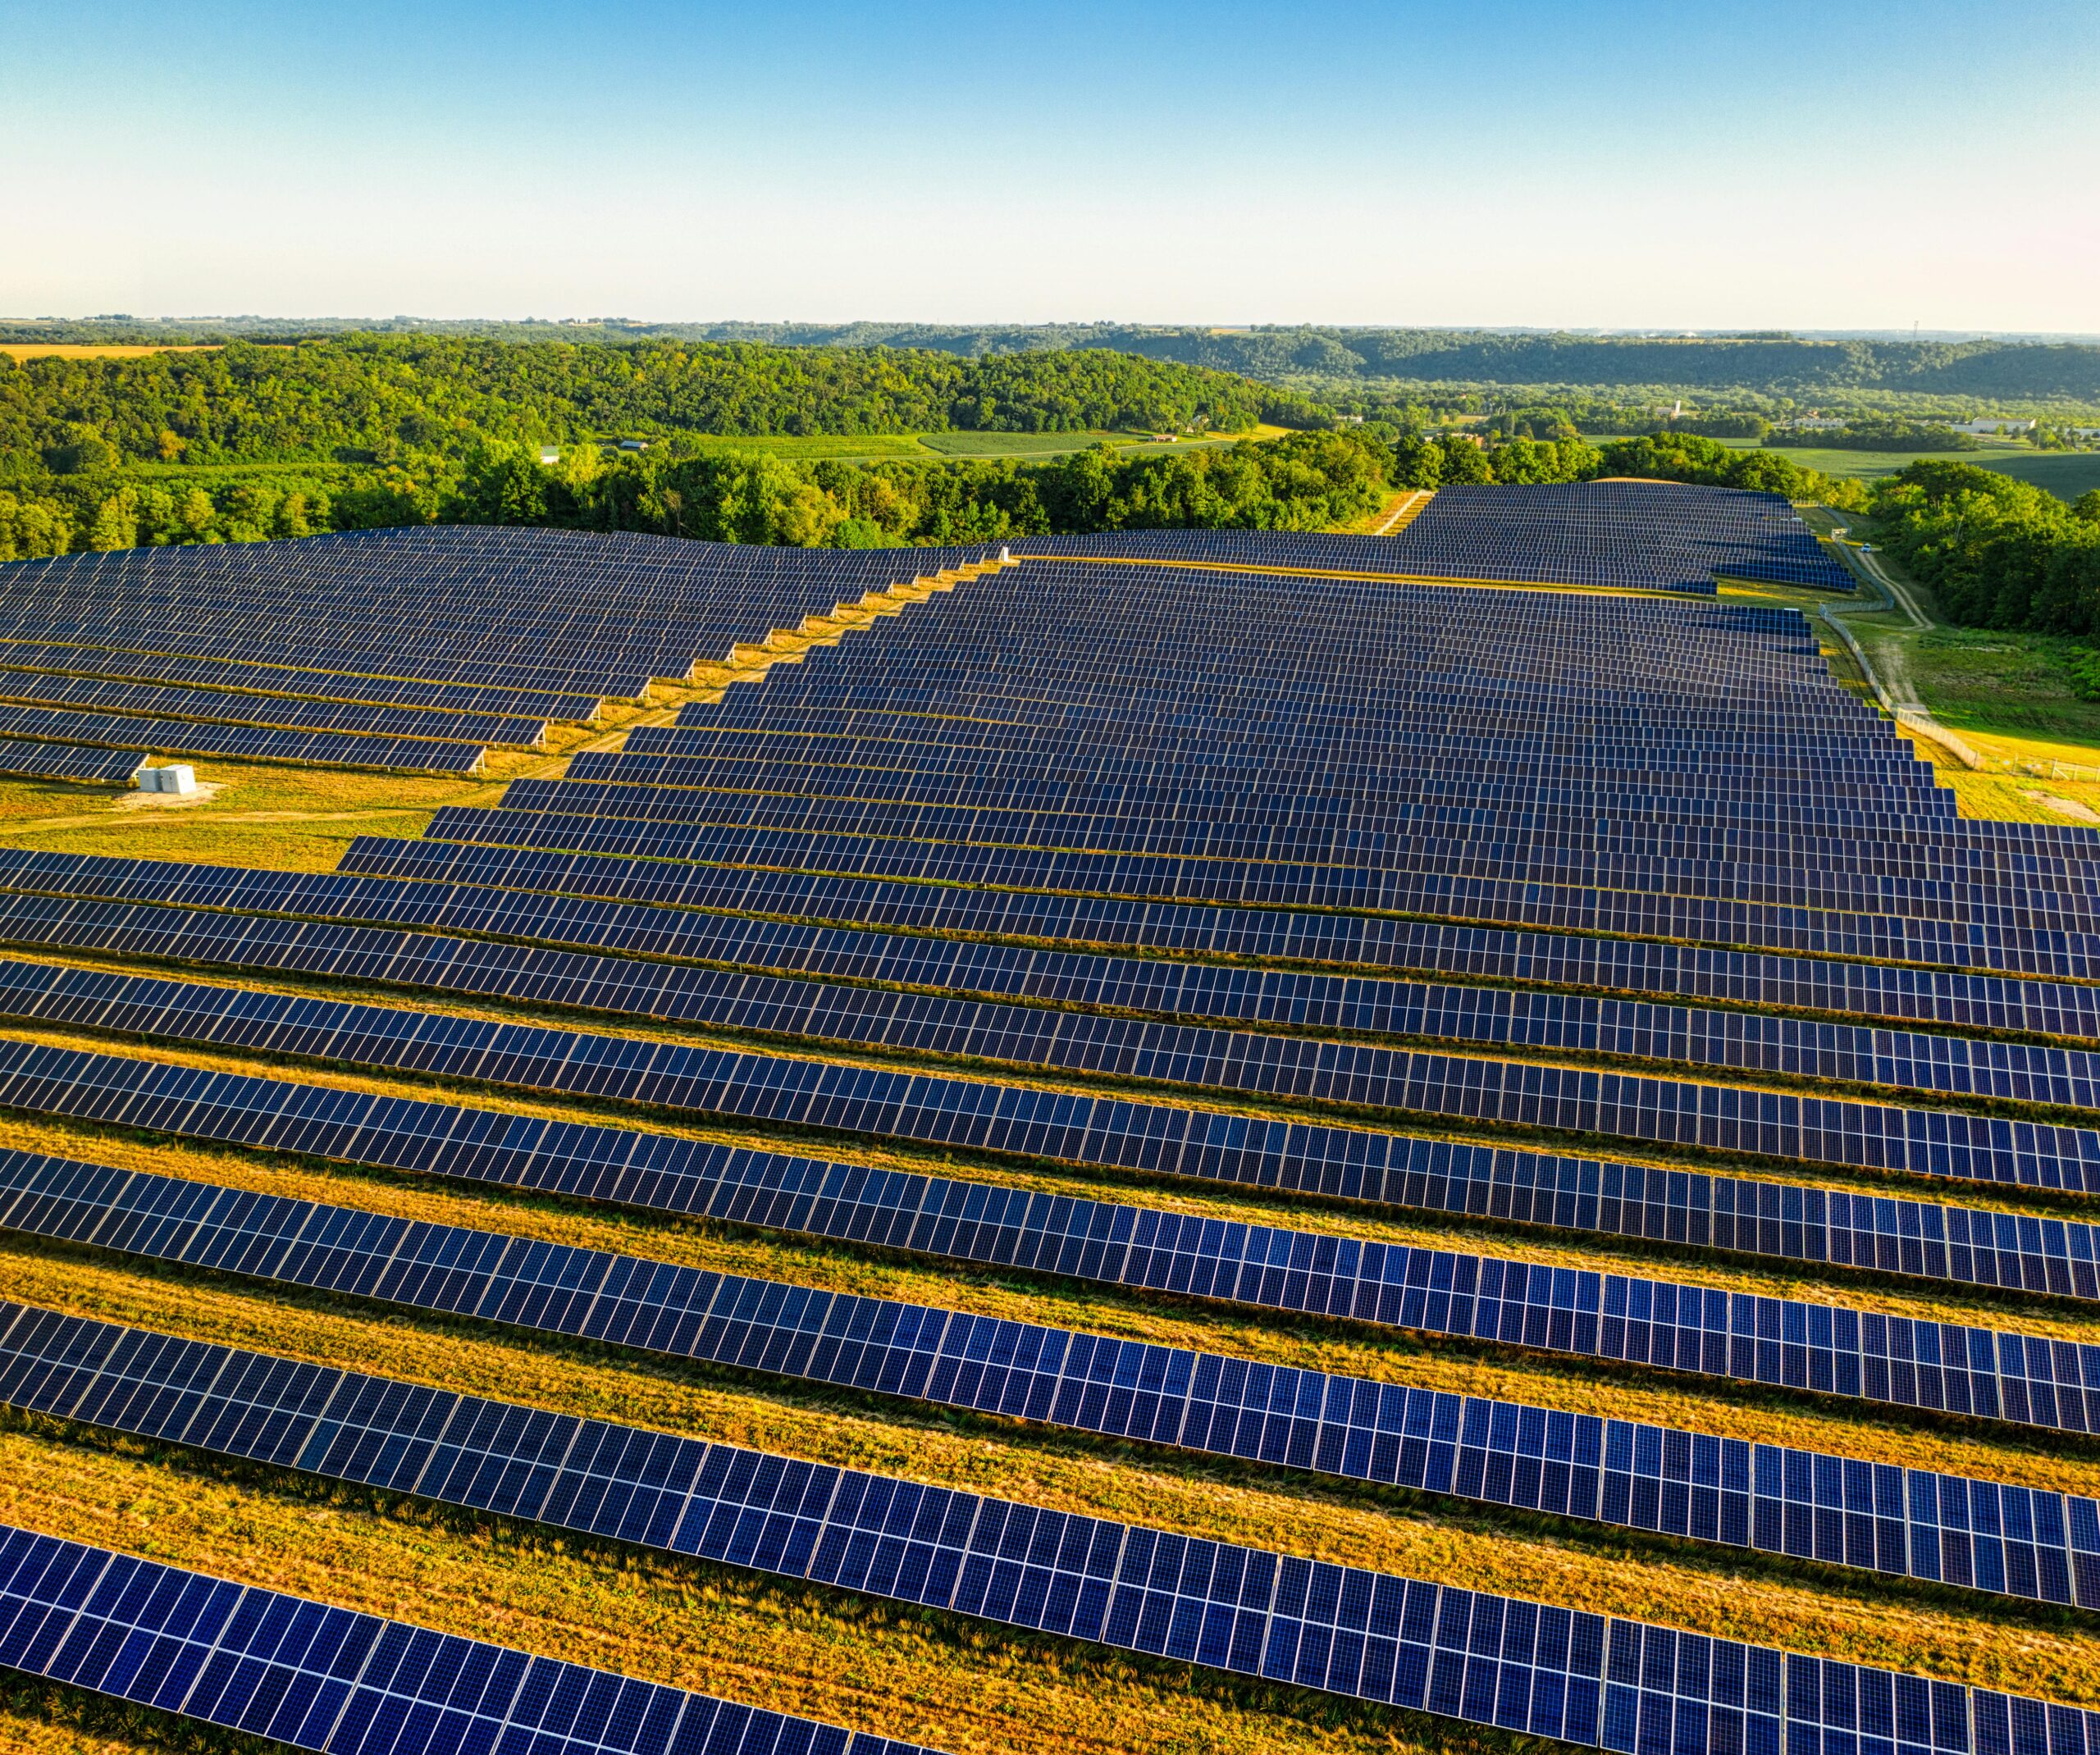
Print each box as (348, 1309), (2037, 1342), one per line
(0, 345), (218, 360)
(0, 1698), (165, 1755)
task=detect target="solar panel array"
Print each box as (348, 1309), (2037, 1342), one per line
(4, 1297), (2091, 1753)
(0, 526), (993, 779)
(3, 1150), (2096, 1611)
(1013, 482), (1854, 595)
(0, 737), (144, 786)
(0, 498), (2090, 1755)
(0, 669), (550, 748)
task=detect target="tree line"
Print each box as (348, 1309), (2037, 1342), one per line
(1764, 417), (1978, 452)
(1, 419), (1889, 563)
(1865, 462), (2100, 634)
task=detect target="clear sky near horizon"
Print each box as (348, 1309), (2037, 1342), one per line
(3, 0), (2093, 332)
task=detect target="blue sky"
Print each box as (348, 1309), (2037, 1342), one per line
(3, 0), (2093, 330)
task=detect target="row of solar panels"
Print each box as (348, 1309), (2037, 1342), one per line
(549, 772), (1974, 834)
(5, 858), (2097, 1110)
(6, 859), (2100, 1181)
(0, 948), (2089, 1279)
(515, 774), (2029, 879)
(1011, 484), (1852, 595)
(0, 668), (546, 746)
(0, 702), (486, 776)
(412, 810), (2100, 958)
(682, 596), (1837, 691)
(1, 843), (2094, 1042)
(3, 1298), (2058, 1755)
(0, 888), (2084, 1303)
(0, 1151), (2084, 1610)
(0, 638), (605, 721)
(343, 832), (2100, 983)
(0, 738), (152, 786)
(0, 1031), (2089, 1450)
(0, 1520), (938, 1755)
(521, 781), (2025, 904)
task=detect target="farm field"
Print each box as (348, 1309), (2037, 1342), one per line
(0, 344), (219, 360)
(0, 499), (2096, 1755)
(1718, 436), (2100, 499)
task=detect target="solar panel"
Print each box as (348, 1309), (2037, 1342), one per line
(0, 1519), (939, 1755)
(0, 669), (545, 747)
(8, 843), (2100, 1042)
(0, 902), (2079, 1301)
(0, 1038), (2084, 1442)
(0, 704), (487, 776)
(0, 738), (144, 786)
(0, 955), (2081, 1206)
(0, 1151), (2085, 1611)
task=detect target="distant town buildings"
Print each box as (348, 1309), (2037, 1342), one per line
(1947, 417), (2038, 435)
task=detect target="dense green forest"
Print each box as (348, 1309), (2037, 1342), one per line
(1866, 462), (2100, 634)
(0, 431), (1406, 558)
(0, 336), (1322, 468)
(0, 328), (1938, 562)
(12, 318), (2100, 416)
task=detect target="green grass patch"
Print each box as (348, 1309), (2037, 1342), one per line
(915, 431), (1114, 458)
(666, 433), (932, 460)
(1892, 627), (2100, 749)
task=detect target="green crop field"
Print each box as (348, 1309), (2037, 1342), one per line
(915, 431), (1116, 457)
(1967, 450), (2100, 499)
(661, 432), (934, 460)
(1717, 436), (2100, 498)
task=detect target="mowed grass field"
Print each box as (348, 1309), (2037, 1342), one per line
(2, 550), (2100, 1751)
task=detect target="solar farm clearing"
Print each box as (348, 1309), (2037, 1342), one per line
(2, 484), (2098, 1755)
